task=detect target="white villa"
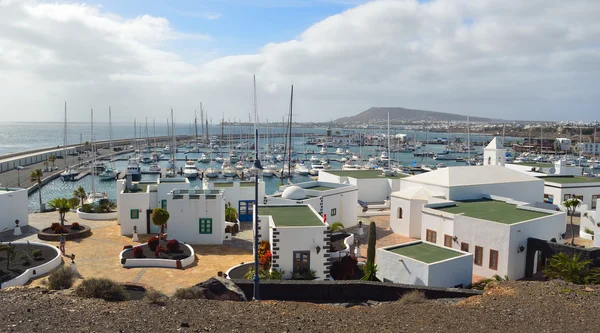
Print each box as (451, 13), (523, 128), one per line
(318, 169), (405, 203)
(257, 205), (329, 280)
(265, 181), (359, 228)
(165, 188), (226, 245)
(202, 179), (265, 222)
(117, 178), (190, 235)
(376, 241), (473, 288)
(0, 187), (28, 232)
(577, 198), (600, 247)
(554, 138), (572, 152)
(386, 138), (567, 280)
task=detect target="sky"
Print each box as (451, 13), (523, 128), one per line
(0, 0), (599, 123)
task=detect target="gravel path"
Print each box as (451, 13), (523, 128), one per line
(1, 280), (599, 332)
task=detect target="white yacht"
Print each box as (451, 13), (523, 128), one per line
(262, 165), (275, 177)
(380, 151), (389, 161)
(99, 168), (118, 180)
(126, 158), (142, 181)
(86, 192), (108, 204)
(309, 164), (324, 175)
(320, 147), (328, 155)
(60, 169), (79, 181)
(309, 155), (320, 163)
(221, 161), (237, 178)
(295, 162), (309, 176)
(148, 163), (161, 173)
(140, 153), (152, 164)
(198, 153), (211, 163)
(335, 148), (344, 155)
(183, 160), (199, 178)
(204, 167), (220, 178)
(162, 145), (171, 154)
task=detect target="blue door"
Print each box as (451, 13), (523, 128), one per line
(238, 200), (254, 222)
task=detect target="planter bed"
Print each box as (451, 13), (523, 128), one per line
(0, 242), (62, 289)
(330, 233), (352, 252)
(37, 224), (92, 241)
(226, 262), (254, 279)
(76, 208), (117, 221)
(120, 243), (195, 269)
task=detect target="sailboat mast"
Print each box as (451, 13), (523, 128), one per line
(467, 116), (471, 165)
(90, 109), (95, 197)
(194, 109), (198, 143)
(253, 75), (259, 159)
(134, 118), (137, 154)
(171, 109), (176, 173)
(288, 85), (294, 178)
(387, 111), (390, 170)
(153, 119), (156, 150)
(64, 101), (68, 169)
(109, 107), (112, 163)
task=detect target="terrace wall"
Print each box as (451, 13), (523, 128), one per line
(0, 188), (28, 231)
(231, 279), (481, 302)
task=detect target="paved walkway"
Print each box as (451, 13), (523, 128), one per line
(3, 211), (253, 295)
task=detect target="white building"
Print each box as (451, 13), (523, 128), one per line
(165, 188), (226, 245)
(421, 197), (564, 279)
(554, 138), (572, 152)
(117, 178), (190, 235)
(576, 142), (600, 154)
(376, 241), (473, 288)
(257, 205), (329, 280)
(318, 169), (405, 203)
(388, 137), (567, 280)
(265, 181), (359, 228)
(0, 187), (28, 231)
(578, 198), (600, 247)
(202, 179), (265, 222)
(540, 175), (600, 212)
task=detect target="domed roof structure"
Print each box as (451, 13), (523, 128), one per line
(281, 186), (307, 200)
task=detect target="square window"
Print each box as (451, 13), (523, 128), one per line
(161, 200), (167, 209)
(199, 218), (213, 234)
(293, 251), (310, 274)
(460, 242), (469, 252)
(331, 208), (337, 216)
(426, 229), (437, 243)
(130, 209), (139, 219)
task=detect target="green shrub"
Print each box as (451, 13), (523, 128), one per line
(173, 286), (206, 299)
(47, 266), (76, 290)
(244, 268), (284, 280)
(399, 290), (427, 304)
(80, 204), (94, 213)
(31, 249), (42, 259)
(329, 222), (345, 233)
(543, 252), (600, 284)
(74, 278), (126, 301)
(584, 227), (594, 235)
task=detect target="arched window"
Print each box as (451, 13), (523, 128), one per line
(488, 156), (491, 165)
(397, 207), (403, 219)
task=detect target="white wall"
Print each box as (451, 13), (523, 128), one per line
(389, 196), (424, 238)
(448, 181), (543, 203)
(118, 191), (150, 235)
(376, 242), (473, 288)
(271, 223), (328, 280)
(166, 193), (225, 245)
(0, 188), (28, 231)
(157, 180), (190, 209)
(507, 211), (565, 279)
(544, 183), (600, 212)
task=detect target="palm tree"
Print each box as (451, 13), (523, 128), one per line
(48, 197), (71, 227)
(543, 253), (596, 284)
(73, 186), (87, 208)
(29, 169), (43, 212)
(48, 155), (56, 168)
(564, 197), (581, 246)
(151, 208), (170, 236)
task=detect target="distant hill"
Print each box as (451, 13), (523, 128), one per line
(334, 107), (500, 123)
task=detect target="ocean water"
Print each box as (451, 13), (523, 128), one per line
(2, 122), (525, 212)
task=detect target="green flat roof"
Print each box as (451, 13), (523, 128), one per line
(325, 170), (406, 179)
(307, 185), (336, 191)
(434, 199), (550, 224)
(259, 206), (324, 227)
(240, 182), (255, 187)
(508, 162), (552, 168)
(540, 176), (600, 184)
(387, 242), (462, 264)
(213, 182), (233, 188)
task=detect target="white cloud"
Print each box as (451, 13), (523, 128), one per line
(0, 0), (599, 123)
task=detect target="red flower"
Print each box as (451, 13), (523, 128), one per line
(259, 250), (272, 270)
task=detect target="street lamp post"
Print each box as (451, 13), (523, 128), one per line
(16, 166), (23, 187)
(249, 128), (263, 301)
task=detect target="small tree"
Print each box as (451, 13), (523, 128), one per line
(151, 208), (170, 235)
(48, 155), (56, 168)
(48, 197), (71, 227)
(361, 221), (379, 281)
(564, 197), (581, 246)
(30, 169), (43, 211)
(225, 202), (238, 222)
(73, 186), (87, 208)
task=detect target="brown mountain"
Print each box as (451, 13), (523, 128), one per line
(334, 107), (500, 123)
